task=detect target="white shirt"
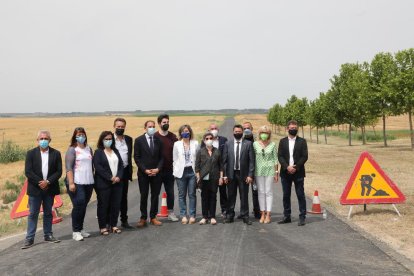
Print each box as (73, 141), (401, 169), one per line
(288, 136), (296, 166)
(212, 139), (219, 149)
(115, 134), (128, 168)
(234, 139), (242, 170)
(145, 133), (154, 148)
(105, 150), (119, 177)
(40, 149), (49, 180)
(74, 146), (95, 185)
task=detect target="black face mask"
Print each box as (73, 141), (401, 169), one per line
(288, 129), (298, 136)
(234, 133), (243, 140)
(115, 128), (125, 136)
(161, 124), (169, 131)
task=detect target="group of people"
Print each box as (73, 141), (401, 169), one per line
(21, 114), (308, 249)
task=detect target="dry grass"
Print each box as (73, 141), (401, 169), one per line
(0, 115), (224, 237)
(235, 114), (414, 261)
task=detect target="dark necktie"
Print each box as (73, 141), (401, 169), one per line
(149, 137), (154, 154)
(235, 141), (240, 170)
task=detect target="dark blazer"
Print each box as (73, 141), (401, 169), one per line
(195, 146), (223, 186)
(93, 148), (124, 190)
(134, 134), (164, 175)
(278, 136), (308, 179)
(121, 135), (133, 181)
(200, 136), (227, 154)
(222, 138), (255, 181)
(25, 147), (62, 196)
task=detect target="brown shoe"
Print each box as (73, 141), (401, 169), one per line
(150, 218), (162, 226)
(136, 219), (147, 228)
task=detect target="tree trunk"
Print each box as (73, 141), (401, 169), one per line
(348, 123), (352, 146)
(409, 110), (414, 150)
(309, 125), (312, 142)
(361, 126), (366, 145)
(372, 126), (377, 136)
(301, 126), (304, 138)
(324, 126), (328, 144)
(316, 127), (319, 144)
(382, 114), (388, 147)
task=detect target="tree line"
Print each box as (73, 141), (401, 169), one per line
(267, 48), (414, 149)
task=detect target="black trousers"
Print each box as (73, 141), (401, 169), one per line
(119, 178), (129, 223)
(227, 171), (249, 219)
(281, 174), (307, 218)
(219, 185), (228, 214)
(138, 173), (162, 219)
(201, 180), (217, 219)
(251, 183), (260, 215)
(97, 183), (123, 229)
(160, 170), (175, 210)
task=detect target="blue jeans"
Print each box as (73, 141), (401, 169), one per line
(26, 193), (54, 241)
(176, 167), (196, 217)
(66, 183), (94, 232)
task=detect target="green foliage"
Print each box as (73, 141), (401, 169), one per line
(0, 141), (27, 164)
(1, 191), (18, 204)
(4, 181), (21, 193)
(320, 130), (396, 142)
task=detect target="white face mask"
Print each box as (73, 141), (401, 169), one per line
(210, 129), (218, 137)
(205, 140), (213, 147)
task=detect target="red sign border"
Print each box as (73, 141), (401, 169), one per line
(340, 151), (406, 205)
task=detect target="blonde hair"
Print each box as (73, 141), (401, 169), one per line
(258, 125), (271, 140)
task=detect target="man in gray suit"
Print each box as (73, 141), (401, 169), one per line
(223, 124), (255, 225)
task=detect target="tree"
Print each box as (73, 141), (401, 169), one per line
(283, 95), (308, 137)
(267, 103), (284, 134)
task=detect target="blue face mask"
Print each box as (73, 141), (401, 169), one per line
(76, 136), (86, 144)
(243, 129), (252, 136)
(181, 132), (190, 139)
(39, 140), (49, 149)
(147, 127), (156, 136)
(103, 140), (112, 148)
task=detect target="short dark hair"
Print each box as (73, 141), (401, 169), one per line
(70, 127), (88, 147)
(97, 131), (115, 150)
(144, 120), (156, 128)
(233, 124), (243, 131)
(178, 124), (194, 140)
(157, 114), (169, 124)
(287, 120), (298, 127)
(114, 117), (126, 126)
(203, 132), (214, 140)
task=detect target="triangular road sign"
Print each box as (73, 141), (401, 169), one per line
(340, 151), (405, 205)
(10, 180), (63, 219)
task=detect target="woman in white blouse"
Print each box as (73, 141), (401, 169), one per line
(173, 125), (199, 224)
(93, 131), (124, 235)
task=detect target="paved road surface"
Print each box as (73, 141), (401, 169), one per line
(0, 118), (411, 275)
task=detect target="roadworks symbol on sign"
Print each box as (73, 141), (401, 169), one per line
(340, 151), (405, 205)
(10, 180), (63, 219)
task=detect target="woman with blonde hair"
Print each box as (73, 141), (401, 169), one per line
(253, 125), (278, 223)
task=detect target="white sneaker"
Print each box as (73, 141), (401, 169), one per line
(181, 217), (188, 224)
(72, 232), (84, 241)
(199, 218), (207, 225)
(210, 218), (217, 225)
(168, 211), (179, 222)
(80, 230), (91, 238)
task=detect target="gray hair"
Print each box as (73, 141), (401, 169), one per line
(37, 130), (51, 140)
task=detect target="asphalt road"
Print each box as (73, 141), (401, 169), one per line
(0, 118), (411, 275)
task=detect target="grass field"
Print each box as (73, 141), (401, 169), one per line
(235, 114), (414, 261)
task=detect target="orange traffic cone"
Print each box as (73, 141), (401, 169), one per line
(308, 190), (323, 214)
(157, 192), (168, 218)
(52, 208), (63, 224)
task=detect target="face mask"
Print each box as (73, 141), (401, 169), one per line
(115, 128), (125, 136)
(234, 133), (243, 140)
(181, 132), (190, 139)
(147, 127), (156, 136)
(243, 129), (252, 137)
(76, 136), (86, 144)
(161, 124), (169, 131)
(39, 140), (49, 149)
(260, 133), (269, 141)
(210, 129), (218, 137)
(288, 129), (298, 136)
(103, 140), (113, 148)
(205, 140), (213, 147)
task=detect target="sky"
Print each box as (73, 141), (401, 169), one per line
(0, 0), (413, 113)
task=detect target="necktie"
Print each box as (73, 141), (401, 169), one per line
(149, 137), (154, 154)
(235, 141), (240, 170)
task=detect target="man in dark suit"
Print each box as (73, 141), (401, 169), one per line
(201, 123), (228, 217)
(223, 124), (255, 225)
(134, 120), (164, 227)
(277, 120), (308, 226)
(22, 130), (62, 249)
(113, 118), (134, 229)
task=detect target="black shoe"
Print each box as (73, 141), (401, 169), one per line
(44, 235), (61, 243)
(121, 222), (134, 229)
(236, 214), (243, 219)
(224, 217), (234, 224)
(21, 239), (34, 249)
(243, 218), (252, 225)
(277, 217), (292, 224)
(298, 218), (306, 226)
(254, 212), (261, 219)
